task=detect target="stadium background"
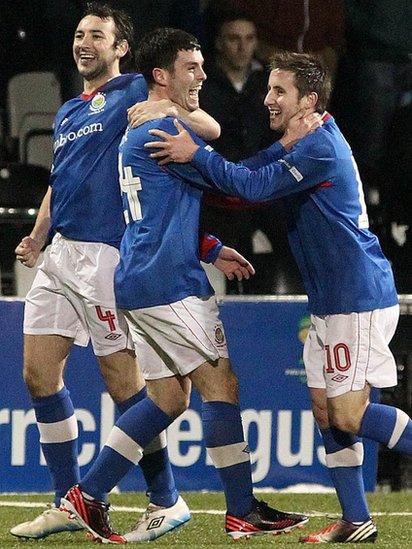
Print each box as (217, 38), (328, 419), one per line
(0, 0), (411, 497)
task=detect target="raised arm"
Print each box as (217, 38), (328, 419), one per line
(147, 120), (333, 201)
(146, 110), (323, 167)
(128, 99), (220, 140)
(190, 140), (333, 202)
(179, 107), (220, 140)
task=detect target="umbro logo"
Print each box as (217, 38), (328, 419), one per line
(105, 333), (122, 341)
(147, 515), (165, 530)
(331, 374), (348, 382)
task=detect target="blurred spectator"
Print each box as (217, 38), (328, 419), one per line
(200, 10), (303, 294)
(331, 0), (412, 293)
(204, 0), (345, 77)
(201, 12), (271, 160)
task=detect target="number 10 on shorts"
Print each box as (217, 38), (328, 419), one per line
(325, 343), (351, 373)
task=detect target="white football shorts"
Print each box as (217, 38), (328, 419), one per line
(303, 305), (399, 397)
(24, 233), (132, 356)
(124, 295), (229, 379)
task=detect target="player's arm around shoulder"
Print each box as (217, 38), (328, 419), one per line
(142, 118), (215, 191)
(130, 117), (184, 160)
(127, 93), (220, 140)
(123, 118), (196, 181)
(180, 108), (220, 140)
(123, 117), (172, 151)
(280, 122), (338, 184)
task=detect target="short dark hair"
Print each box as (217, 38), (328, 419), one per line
(270, 51), (331, 112)
(216, 10), (256, 37)
(136, 28), (201, 87)
(83, 2), (135, 71)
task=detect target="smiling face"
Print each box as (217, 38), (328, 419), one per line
(73, 15), (127, 86)
(163, 49), (206, 111)
(264, 69), (312, 132)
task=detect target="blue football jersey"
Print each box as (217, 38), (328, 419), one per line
(115, 117), (215, 309)
(50, 73), (148, 248)
(191, 114), (398, 315)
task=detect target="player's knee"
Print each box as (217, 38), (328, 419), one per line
(99, 351), (142, 402)
(328, 395), (367, 433)
(163, 402), (188, 420)
(170, 391), (190, 418)
(192, 358), (239, 403)
(228, 372), (240, 402)
(310, 390), (329, 429)
(152, 392), (189, 420)
(22, 366), (38, 395)
(23, 362), (59, 397)
(172, 398), (189, 418)
(212, 369), (239, 404)
(329, 408), (362, 433)
(107, 382), (137, 404)
(312, 404), (330, 430)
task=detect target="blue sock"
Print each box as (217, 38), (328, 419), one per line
(117, 388), (178, 507)
(202, 401), (253, 517)
(32, 387), (79, 506)
(359, 403), (412, 453)
(321, 428), (370, 523)
(81, 398), (173, 501)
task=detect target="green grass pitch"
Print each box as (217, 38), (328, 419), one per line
(1, 491), (411, 548)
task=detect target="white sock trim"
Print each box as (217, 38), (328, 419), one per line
(325, 442), (364, 467)
(206, 441), (250, 469)
(38, 413), (78, 443)
(105, 425), (144, 465)
(388, 408), (409, 449)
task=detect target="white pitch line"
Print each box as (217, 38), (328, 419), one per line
(0, 500), (411, 517)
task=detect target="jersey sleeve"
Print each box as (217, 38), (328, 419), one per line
(241, 141), (287, 169)
(191, 131), (335, 201)
(199, 233), (222, 263)
(126, 74), (149, 107)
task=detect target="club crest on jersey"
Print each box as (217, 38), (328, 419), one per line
(214, 325), (225, 345)
(90, 92), (106, 113)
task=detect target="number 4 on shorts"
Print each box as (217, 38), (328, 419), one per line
(95, 305), (116, 331)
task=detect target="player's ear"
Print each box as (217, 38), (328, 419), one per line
(152, 67), (168, 87)
(116, 39), (129, 59)
(304, 92), (318, 110)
